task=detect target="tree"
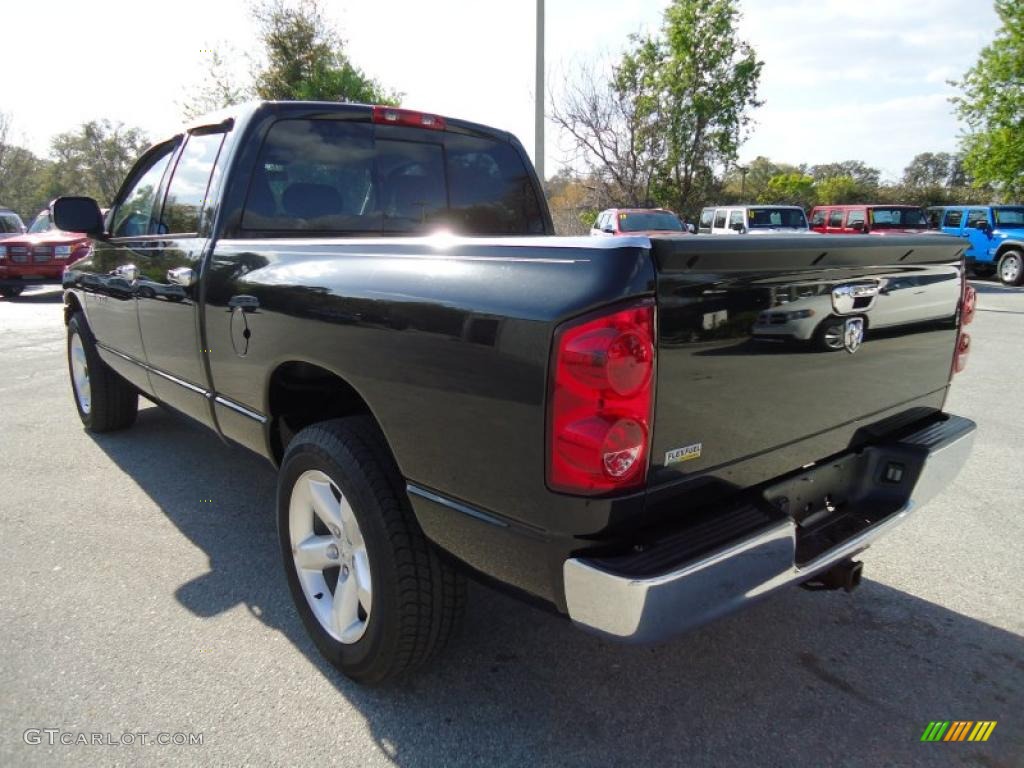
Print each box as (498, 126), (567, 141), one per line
(951, 0), (1024, 199)
(180, 0), (399, 119)
(252, 0), (399, 103)
(551, 0), (762, 211)
(48, 121), (150, 205)
(760, 172), (816, 207)
(902, 151), (962, 188)
(816, 176), (863, 205)
(723, 156), (804, 200)
(808, 160), (880, 190)
(180, 48), (250, 120)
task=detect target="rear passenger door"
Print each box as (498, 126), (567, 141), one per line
(809, 208), (826, 233)
(136, 126), (229, 424)
(963, 208), (994, 262)
(712, 209), (727, 234)
(845, 208), (865, 233)
(728, 210), (745, 233)
(825, 209), (843, 234)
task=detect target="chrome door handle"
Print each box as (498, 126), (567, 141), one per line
(167, 267), (196, 287)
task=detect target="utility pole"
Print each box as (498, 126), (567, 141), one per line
(535, 0), (545, 185)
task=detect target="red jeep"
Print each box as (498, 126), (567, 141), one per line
(0, 209), (89, 297)
(808, 204), (929, 235)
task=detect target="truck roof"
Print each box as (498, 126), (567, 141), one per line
(182, 100), (513, 145)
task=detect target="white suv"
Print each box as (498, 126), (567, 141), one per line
(698, 205), (812, 235)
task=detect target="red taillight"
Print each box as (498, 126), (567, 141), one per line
(548, 301), (655, 495)
(954, 332), (971, 373)
(962, 283), (977, 326)
(371, 106), (446, 131)
(952, 279), (976, 375)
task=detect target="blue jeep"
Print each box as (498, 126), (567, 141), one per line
(927, 205), (1024, 285)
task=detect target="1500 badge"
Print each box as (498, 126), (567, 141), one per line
(665, 443), (702, 465)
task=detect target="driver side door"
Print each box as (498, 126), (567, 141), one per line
(82, 139), (179, 392)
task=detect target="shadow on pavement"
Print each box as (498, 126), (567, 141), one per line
(970, 280), (1024, 295)
(88, 406), (1023, 767)
(1, 287), (64, 303)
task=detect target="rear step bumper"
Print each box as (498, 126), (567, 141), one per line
(563, 414), (976, 642)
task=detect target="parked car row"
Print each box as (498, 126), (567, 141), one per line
(588, 202), (1023, 286)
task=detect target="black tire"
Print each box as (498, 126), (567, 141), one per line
(997, 250), (1024, 286)
(278, 416), (466, 684)
(1, 286), (25, 298)
(67, 312), (138, 432)
(813, 316), (846, 352)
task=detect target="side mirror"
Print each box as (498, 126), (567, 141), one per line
(974, 220), (991, 231)
(731, 222), (746, 233)
(51, 196), (105, 237)
(849, 220), (865, 232)
(602, 226), (615, 234)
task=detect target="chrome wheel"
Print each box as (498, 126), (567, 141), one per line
(70, 331), (91, 414)
(822, 322), (845, 350)
(1000, 253), (1022, 285)
(288, 470), (372, 644)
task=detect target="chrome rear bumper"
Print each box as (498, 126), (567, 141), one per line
(563, 415), (976, 642)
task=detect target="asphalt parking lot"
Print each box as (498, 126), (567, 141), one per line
(1, 283), (1021, 767)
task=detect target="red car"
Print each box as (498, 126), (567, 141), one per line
(0, 208), (89, 297)
(590, 208), (691, 236)
(808, 204), (929, 235)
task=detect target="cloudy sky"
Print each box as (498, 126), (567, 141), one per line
(0, 0), (999, 182)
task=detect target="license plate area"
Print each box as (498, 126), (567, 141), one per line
(763, 442), (927, 566)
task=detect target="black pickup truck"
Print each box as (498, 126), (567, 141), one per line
(55, 101), (976, 684)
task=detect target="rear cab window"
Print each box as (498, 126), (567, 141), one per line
(827, 210), (843, 228)
(241, 119), (546, 236)
(713, 210), (727, 229)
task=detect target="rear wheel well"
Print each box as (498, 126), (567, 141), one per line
(996, 243), (1023, 260)
(267, 361), (374, 463)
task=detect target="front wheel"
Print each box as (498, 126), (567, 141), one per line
(67, 312), (138, 431)
(814, 316), (846, 352)
(0, 286), (25, 298)
(278, 417), (466, 684)
(997, 250), (1024, 286)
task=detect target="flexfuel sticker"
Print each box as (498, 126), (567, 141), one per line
(665, 443), (702, 465)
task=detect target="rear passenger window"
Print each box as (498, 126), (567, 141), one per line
(160, 131), (226, 234)
(828, 210), (843, 227)
(965, 209), (989, 228)
(713, 210), (727, 229)
(242, 119), (544, 235)
(943, 209), (963, 228)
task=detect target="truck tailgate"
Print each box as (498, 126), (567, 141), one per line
(648, 235), (965, 498)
